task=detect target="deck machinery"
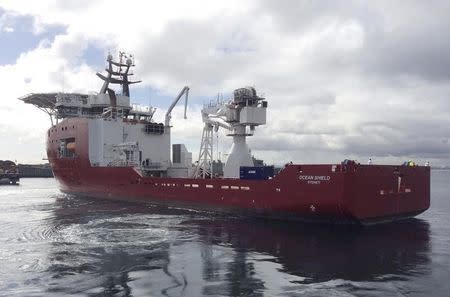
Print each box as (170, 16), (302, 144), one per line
(193, 87), (267, 178)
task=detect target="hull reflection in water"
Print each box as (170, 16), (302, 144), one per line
(47, 196), (431, 296)
(192, 217), (431, 284)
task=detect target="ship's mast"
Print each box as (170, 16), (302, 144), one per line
(19, 52), (144, 125)
(96, 52), (141, 98)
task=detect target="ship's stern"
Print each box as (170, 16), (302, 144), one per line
(341, 163), (430, 225)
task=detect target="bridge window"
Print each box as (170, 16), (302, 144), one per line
(144, 123), (164, 135)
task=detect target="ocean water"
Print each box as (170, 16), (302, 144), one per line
(0, 171), (449, 297)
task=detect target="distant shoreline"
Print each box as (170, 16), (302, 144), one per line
(18, 164), (53, 178)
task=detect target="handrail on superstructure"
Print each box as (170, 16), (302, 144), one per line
(165, 86), (189, 127)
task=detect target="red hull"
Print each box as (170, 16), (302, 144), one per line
(47, 118), (430, 225)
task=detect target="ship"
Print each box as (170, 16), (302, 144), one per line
(20, 52), (430, 225)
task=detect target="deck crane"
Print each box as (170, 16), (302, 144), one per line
(193, 102), (232, 178)
(193, 87), (267, 179)
(165, 86), (189, 127)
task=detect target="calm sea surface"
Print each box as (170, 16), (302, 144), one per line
(0, 171), (449, 297)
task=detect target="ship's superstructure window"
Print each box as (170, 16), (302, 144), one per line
(124, 150), (134, 163)
(144, 123), (164, 135)
(58, 138), (76, 158)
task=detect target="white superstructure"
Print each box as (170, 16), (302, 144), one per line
(21, 52), (193, 178)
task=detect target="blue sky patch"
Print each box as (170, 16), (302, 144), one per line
(81, 44), (105, 68)
(0, 8), (66, 65)
(129, 85), (172, 108)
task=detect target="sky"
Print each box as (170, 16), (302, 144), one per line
(1, 0), (450, 166)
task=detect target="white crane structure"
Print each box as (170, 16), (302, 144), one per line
(193, 87), (267, 179)
(193, 102), (232, 178)
(165, 86), (189, 127)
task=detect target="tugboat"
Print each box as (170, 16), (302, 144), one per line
(0, 160), (20, 185)
(20, 52), (430, 225)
